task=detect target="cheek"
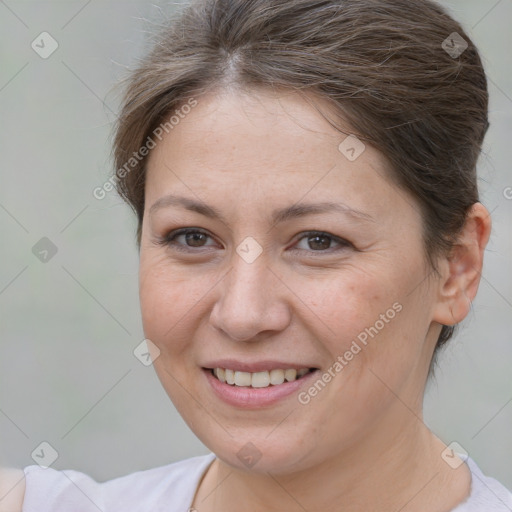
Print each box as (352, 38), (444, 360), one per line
(294, 269), (395, 345)
(138, 254), (206, 354)
(295, 264), (425, 382)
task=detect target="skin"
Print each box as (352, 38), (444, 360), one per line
(138, 87), (491, 512)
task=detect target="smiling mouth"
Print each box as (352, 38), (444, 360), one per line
(208, 367), (317, 388)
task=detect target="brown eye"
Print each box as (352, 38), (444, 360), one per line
(293, 231), (351, 253)
(182, 231), (208, 247)
(159, 228), (218, 252)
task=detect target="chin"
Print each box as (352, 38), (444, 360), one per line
(197, 429), (318, 475)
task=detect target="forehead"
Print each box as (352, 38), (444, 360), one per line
(146, 87), (384, 178)
(155, 88), (343, 159)
(144, 87), (417, 227)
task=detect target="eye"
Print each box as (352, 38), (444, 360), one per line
(158, 228), (219, 252)
(157, 228), (352, 254)
(291, 231), (352, 253)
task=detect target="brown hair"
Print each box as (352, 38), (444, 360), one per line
(112, 0), (489, 359)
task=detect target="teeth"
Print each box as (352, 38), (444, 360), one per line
(212, 367), (312, 388)
(234, 371), (252, 387)
(251, 371), (270, 388)
(269, 369), (285, 385)
(225, 368), (235, 385)
(284, 369), (297, 381)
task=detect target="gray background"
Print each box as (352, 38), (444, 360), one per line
(1, 0), (511, 488)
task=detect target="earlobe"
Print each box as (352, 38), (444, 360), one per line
(446, 293), (473, 327)
(432, 203), (492, 326)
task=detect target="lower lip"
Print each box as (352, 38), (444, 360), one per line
(203, 368), (319, 408)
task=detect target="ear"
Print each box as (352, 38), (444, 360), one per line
(432, 202), (492, 326)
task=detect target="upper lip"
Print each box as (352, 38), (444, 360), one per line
(202, 359), (318, 373)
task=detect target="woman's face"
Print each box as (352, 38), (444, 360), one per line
(139, 88), (443, 473)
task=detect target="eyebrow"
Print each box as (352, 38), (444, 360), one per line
(149, 194), (375, 224)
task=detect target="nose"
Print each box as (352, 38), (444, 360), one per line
(209, 254), (292, 342)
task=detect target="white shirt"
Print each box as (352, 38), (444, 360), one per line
(21, 453), (512, 511)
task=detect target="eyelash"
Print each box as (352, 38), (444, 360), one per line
(157, 228), (352, 255)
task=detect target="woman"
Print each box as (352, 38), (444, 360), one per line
(2, 0), (511, 510)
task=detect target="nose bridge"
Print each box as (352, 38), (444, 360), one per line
(210, 247), (290, 342)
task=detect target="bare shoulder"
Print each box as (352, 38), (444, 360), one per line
(0, 468), (26, 512)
